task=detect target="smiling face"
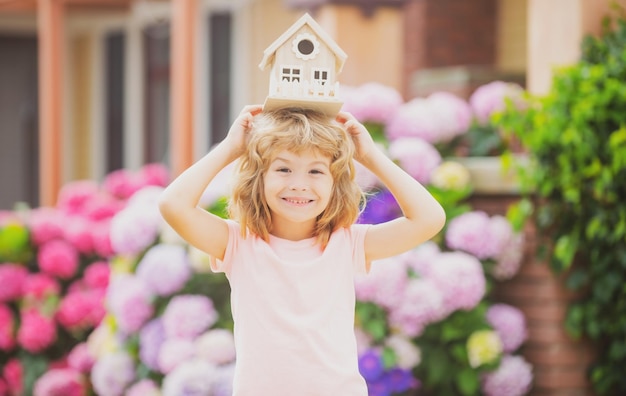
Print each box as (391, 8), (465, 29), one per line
(263, 149), (334, 240)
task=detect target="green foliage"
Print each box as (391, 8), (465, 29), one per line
(496, 12), (626, 394)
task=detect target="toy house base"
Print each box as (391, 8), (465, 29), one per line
(263, 96), (344, 117)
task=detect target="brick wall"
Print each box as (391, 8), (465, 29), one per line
(402, 0), (498, 98)
(470, 193), (597, 396)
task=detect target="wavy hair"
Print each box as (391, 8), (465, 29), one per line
(229, 107), (365, 247)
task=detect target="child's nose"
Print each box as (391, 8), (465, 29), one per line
(289, 175), (308, 191)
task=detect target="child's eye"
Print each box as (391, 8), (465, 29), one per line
(310, 169), (324, 175)
(276, 167), (290, 173)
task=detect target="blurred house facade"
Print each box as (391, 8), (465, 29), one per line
(0, 0), (620, 209)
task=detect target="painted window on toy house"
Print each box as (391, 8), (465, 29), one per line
(312, 68), (329, 85)
(281, 66), (302, 82)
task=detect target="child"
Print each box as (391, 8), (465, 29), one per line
(158, 105), (445, 395)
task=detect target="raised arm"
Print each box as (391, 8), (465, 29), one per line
(337, 112), (446, 263)
(158, 105), (262, 260)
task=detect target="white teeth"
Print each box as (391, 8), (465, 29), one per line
(285, 198), (309, 204)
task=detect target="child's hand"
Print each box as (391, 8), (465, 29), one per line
(336, 111), (377, 164)
(225, 105), (263, 157)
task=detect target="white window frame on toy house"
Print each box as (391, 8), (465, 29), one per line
(281, 66), (302, 82)
(311, 68), (330, 85)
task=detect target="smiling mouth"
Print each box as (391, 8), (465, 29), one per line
(283, 198), (313, 205)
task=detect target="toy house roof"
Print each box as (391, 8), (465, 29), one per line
(258, 13), (348, 72)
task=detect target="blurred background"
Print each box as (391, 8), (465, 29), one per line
(1, 1), (626, 396)
(0, 0), (617, 209)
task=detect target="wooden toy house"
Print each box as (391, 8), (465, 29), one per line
(259, 13), (347, 116)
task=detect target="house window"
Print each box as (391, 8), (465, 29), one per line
(208, 12), (232, 144)
(292, 33), (320, 61)
(281, 66), (301, 82)
(105, 31), (125, 173)
(312, 68), (329, 85)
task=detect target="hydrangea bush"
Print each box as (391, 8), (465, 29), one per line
(0, 81), (532, 396)
(0, 163), (169, 396)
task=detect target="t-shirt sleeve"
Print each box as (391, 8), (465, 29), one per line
(209, 220), (239, 275)
(350, 223), (372, 274)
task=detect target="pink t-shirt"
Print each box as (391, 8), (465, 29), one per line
(211, 220), (370, 396)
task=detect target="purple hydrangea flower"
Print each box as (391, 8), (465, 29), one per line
(158, 338), (196, 374)
(383, 367), (420, 393)
(469, 81), (525, 125)
(358, 189), (401, 225)
(109, 204), (161, 256)
(139, 318), (166, 371)
(427, 252), (486, 315)
(162, 295), (218, 339)
(354, 256), (408, 309)
(358, 349), (384, 382)
(481, 355), (533, 396)
(486, 304), (528, 353)
(136, 244), (191, 296)
(125, 379), (160, 396)
(106, 274), (154, 333)
(445, 211), (501, 260)
(387, 137), (441, 184)
(161, 359), (218, 396)
(91, 351), (135, 396)
(388, 278), (446, 337)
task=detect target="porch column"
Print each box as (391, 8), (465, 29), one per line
(37, 0), (65, 206)
(527, 0), (626, 94)
(170, 0), (197, 176)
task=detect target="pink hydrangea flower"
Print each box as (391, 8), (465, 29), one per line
(0, 264), (28, 302)
(91, 351), (135, 396)
(341, 82), (404, 124)
(106, 274), (154, 334)
(63, 216), (94, 254)
(3, 358), (23, 396)
(427, 252), (486, 315)
(33, 368), (85, 396)
(17, 309), (57, 353)
(37, 239), (80, 279)
(68, 342), (96, 373)
(82, 194), (124, 222)
(139, 163), (170, 188)
(469, 81), (525, 125)
(493, 233), (524, 280)
(200, 162), (236, 207)
(102, 169), (143, 199)
(125, 379), (160, 396)
(386, 98), (441, 143)
(136, 244), (191, 296)
(90, 221), (114, 258)
(487, 215), (515, 257)
(56, 290), (104, 330)
(0, 304), (16, 351)
(28, 208), (64, 245)
(83, 261), (110, 289)
(57, 181), (100, 216)
(162, 295), (218, 339)
(385, 334), (421, 370)
(445, 211), (501, 260)
(481, 355), (533, 396)
(388, 278), (446, 337)
(158, 338), (196, 374)
(404, 241), (441, 276)
(355, 256), (408, 309)
(427, 91), (473, 142)
(22, 273), (60, 301)
(387, 137), (441, 184)
(195, 329), (236, 365)
(487, 304), (528, 353)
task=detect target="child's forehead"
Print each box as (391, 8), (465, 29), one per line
(269, 148), (331, 163)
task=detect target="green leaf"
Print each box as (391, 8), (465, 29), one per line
(553, 235), (578, 271)
(456, 367), (480, 396)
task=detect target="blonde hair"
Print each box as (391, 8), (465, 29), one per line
(229, 108), (364, 247)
